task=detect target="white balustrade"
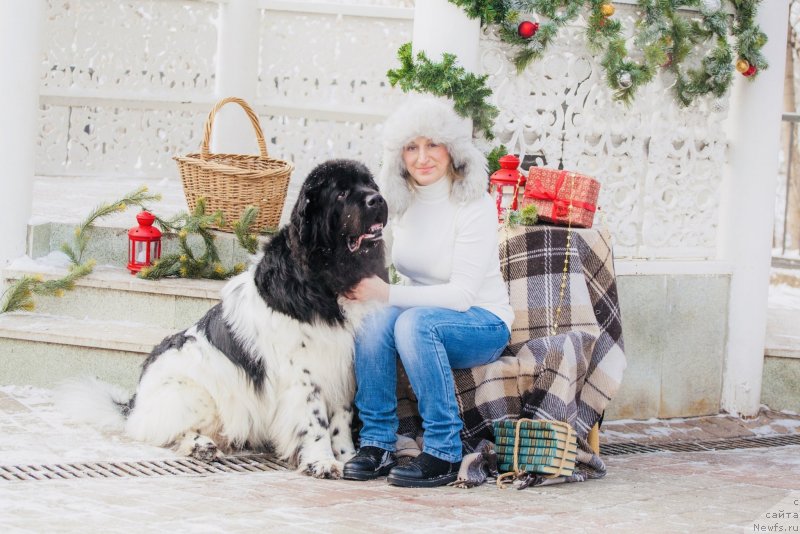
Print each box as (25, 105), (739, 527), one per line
(33, 0), (778, 265)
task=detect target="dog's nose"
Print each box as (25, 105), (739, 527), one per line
(365, 193), (385, 208)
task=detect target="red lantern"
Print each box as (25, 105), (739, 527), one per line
(128, 210), (162, 274)
(489, 154), (526, 221)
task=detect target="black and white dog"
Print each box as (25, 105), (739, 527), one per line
(62, 159), (387, 478)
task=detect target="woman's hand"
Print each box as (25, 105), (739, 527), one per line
(345, 275), (390, 303)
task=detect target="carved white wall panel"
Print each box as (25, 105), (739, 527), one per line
(41, 0), (217, 97)
(36, 102), (385, 208)
(38, 104), (206, 176)
(258, 10), (412, 111)
(36, 105), (70, 176)
(480, 5), (729, 259)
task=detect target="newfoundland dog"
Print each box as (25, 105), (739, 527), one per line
(62, 159), (387, 478)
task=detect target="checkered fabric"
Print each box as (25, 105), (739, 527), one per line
(396, 225), (627, 484)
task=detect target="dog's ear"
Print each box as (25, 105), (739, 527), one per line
(289, 193), (318, 261)
(290, 195), (311, 243)
(288, 188), (327, 270)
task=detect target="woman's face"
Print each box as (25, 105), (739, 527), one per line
(402, 136), (451, 187)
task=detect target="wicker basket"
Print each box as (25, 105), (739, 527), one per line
(174, 97), (293, 232)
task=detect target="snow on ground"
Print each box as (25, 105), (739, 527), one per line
(769, 282), (800, 309)
(8, 252), (73, 273)
(0, 385), (176, 466)
(30, 176), (190, 228)
(750, 418), (800, 436)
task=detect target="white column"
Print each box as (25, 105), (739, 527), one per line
(718, 3), (790, 416)
(412, 0), (481, 72)
(0, 0), (45, 268)
(212, 0), (261, 154)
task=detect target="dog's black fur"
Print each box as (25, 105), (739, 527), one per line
(254, 159), (389, 325)
(79, 159), (390, 475)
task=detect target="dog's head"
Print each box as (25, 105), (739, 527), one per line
(288, 159), (388, 288)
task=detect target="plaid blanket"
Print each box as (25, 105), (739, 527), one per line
(395, 225), (627, 485)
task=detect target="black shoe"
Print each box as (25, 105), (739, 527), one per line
(387, 452), (461, 488)
(343, 446), (397, 481)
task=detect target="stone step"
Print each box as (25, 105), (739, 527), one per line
(0, 312), (174, 389)
(29, 221), (257, 270)
(3, 262), (222, 329)
(765, 308), (800, 359)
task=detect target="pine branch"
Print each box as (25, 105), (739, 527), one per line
(64, 186), (162, 265)
(234, 206), (260, 255)
(0, 259), (96, 314)
(387, 43), (499, 140)
(138, 197), (250, 281)
(487, 145), (509, 175)
(1, 276), (39, 313)
(447, 0), (507, 24)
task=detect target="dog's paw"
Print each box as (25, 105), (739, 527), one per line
(303, 457), (344, 479)
(189, 435), (221, 463)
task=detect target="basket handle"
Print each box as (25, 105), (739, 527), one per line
(201, 97), (268, 159)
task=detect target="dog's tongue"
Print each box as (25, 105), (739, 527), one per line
(348, 224), (384, 252)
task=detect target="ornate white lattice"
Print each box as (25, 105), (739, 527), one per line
(36, 104), (207, 176)
(36, 0), (728, 258)
(258, 10), (412, 111)
(41, 0), (217, 96)
(480, 6), (729, 259)
(36, 0), (409, 188)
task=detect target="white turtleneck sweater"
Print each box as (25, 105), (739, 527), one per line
(388, 177), (515, 330)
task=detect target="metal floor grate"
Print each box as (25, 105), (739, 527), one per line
(0, 454), (289, 482)
(4, 435), (797, 481)
(602, 433), (800, 456)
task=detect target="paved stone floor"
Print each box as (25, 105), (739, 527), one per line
(1, 385), (799, 533)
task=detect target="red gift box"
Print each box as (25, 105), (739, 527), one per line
(522, 168), (600, 228)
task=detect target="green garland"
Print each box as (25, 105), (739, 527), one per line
(1, 186), (160, 314)
(503, 203), (539, 227)
(1, 189), (264, 313)
(387, 42), (499, 140)
(487, 144), (509, 175)
(451, 0), (768, 105)
(138, 199), (255, 281)
(447, 0), (508, 23)
(61, 186), (161, 265)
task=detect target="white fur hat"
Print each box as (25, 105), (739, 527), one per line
(378, 96), (488, 217)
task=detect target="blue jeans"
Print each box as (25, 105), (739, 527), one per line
(354, 306), (510, 463)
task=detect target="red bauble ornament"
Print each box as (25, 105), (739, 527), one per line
(518, 21), (539, 39)
(744, 64), (757, 77)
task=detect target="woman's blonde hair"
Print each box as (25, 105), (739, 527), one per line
(379, 96), (488, 217)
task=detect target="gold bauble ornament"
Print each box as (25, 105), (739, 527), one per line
(600, 3), (615, 17)
(736, 59), (750, 73)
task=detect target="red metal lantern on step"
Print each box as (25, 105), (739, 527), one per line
(489, 154), (526, 221)
(128, 211), (162, 274)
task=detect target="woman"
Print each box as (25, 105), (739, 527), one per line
(343, 97), (513, 488)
